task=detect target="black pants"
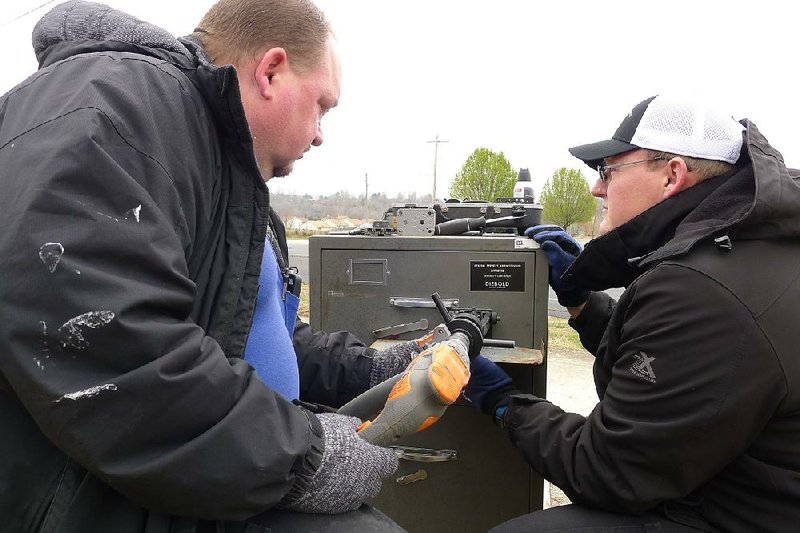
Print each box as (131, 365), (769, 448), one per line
(490, 504), (707, 532)
(198, 504), (405, 533)
(245, 504), (404, 532)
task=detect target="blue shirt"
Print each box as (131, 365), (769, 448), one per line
(244, 241), (300, 400)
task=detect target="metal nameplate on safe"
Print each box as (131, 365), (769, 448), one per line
(470, 261), (525, 292)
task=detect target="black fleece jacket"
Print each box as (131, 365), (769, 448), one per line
(505, 122), (800, 532)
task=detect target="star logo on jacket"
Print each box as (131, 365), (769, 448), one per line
(630, 351), (656, 383)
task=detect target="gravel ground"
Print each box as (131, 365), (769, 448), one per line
(543, 346), (598, 508)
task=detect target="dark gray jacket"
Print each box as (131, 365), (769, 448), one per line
(0, 2), (366, 531)
(505, 122), (800, 531)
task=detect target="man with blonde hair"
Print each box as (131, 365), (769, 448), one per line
(0, 1), (411, 531)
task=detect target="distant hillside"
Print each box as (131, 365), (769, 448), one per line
(270, 191), (433, 222)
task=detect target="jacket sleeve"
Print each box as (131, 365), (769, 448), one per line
(504, 264), (785, 513)
(569, 290), (615, 354)
(293, 320), (376, 407)
(0, 59), (321, 520)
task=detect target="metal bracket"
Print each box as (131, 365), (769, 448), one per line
(373, 318), (429, 339)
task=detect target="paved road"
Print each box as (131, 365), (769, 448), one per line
(287, 240), (623, 318)
(288, 239), (309, 287)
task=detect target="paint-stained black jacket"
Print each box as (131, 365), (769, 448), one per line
(0, 3), (374, 531)
(505, 122), (800, 531)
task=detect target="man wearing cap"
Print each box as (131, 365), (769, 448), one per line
(466, 95), (800, 531)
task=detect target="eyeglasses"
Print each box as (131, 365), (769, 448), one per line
(597, 156), (668, 182)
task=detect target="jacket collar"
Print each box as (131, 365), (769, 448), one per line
(564, 175), (729, 290)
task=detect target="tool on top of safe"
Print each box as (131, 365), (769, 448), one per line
(332, 200), (542, 237)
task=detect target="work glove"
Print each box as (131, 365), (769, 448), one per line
(463, 355), (519, 424)
(524, 224), (589, 307)
(281, 413), (398, 514)
(369, 331), (436, 387)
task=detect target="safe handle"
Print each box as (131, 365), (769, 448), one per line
(389, 297), (460, 309)
(390, 445), (458, 463)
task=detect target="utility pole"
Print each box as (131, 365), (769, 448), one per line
(364, 173), (368, 207)
(426, 134), (448, 202)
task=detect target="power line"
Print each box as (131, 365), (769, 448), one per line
(426, 134), (449, 201)
(0, 0), (60, 30)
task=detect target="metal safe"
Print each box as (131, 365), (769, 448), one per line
(309, 233), (549, 532)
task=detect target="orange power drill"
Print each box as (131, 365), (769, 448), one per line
(338, 293), (488, 446)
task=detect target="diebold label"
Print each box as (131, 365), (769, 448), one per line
(470, 261), (525, 292)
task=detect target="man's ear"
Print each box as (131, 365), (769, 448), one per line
(253, 47), (289, 99)
(662, 157), (694, 199)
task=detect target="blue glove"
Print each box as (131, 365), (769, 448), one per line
(524, 225), (589, 307)
(464, 355), (519, 422)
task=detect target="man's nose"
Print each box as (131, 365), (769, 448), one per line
(591, 178), (606, 197)
(312, 122), (323, 147)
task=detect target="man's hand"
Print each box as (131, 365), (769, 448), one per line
(463, 355), (519, 424)
(279, 413), (398, 514)
(369, 326), (443, 387)
(524, 225), (589, 308)
(369, 340), (425, 387)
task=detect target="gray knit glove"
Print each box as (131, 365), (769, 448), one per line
(281, 413), (398, 514)
(369, 340), (427, 387)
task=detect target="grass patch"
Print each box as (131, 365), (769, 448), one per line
(286, 231), (313, 240)
(547, 316), (584, 352)
(298, 282), (310, 320)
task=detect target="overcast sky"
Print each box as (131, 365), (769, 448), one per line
(2, 0), (798, 200)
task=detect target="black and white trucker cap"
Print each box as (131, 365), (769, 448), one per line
(569, 95), (745, 170)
